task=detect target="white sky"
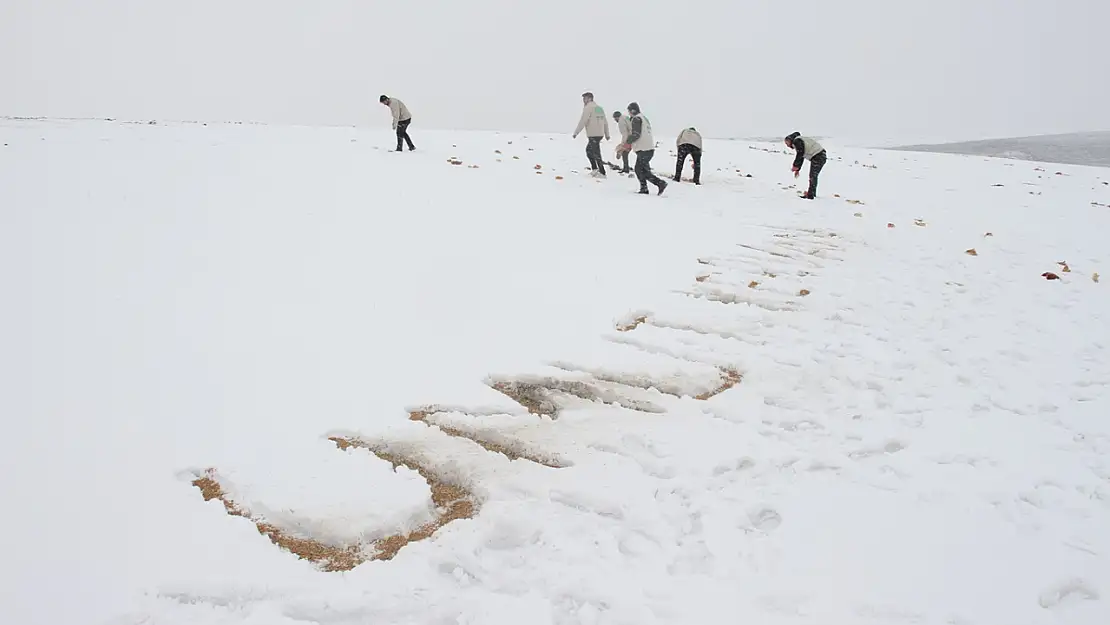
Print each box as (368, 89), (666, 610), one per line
(2, 0), (1108, 143)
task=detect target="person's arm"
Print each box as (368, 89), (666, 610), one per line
(390, 101), (400, 129)
(604, 115), (610, 140)
(573, 106), (588, 138)
(792, 137), (806, 170)
(625, 117), (642, 147)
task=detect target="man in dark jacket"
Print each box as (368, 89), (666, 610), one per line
(617, 102), (667, 195)
(784, 131), (827, 199)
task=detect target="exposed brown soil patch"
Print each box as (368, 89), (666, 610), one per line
(616, 315), (648, 332)
(488, 379), (560, 415)
(408, 410), (564, 468)
(489, 375), (663, 416)
(695, 368), (743, 400)
(193, 438), (481, 569)
(544, 363), (741, 404)
(192, 471), (365, 572)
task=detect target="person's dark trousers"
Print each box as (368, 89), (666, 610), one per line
(586, 136), (606, 174)
(634, 150), (665, 192)
(620, 150), (630, 173)
(396, 118), (415, 151)
(806, 150), (827, 197)
(675, 143), (702, 183)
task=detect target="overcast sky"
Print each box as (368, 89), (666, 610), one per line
(3, 0), (1108, 144)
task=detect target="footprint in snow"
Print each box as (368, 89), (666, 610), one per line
(748, 508), (783, 531)
(1038, 578), (1100, 609)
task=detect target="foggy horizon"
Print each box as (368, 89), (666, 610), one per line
(4, 0), (1108, 145)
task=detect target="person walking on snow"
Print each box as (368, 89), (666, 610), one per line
(612, 111), (633, 174)
(380, 95), (415, 152)
(572, 92), (610, 177)
(617, 102), (667, 195)
(784, 131), (827, 199)
(674, 127), (703, 185)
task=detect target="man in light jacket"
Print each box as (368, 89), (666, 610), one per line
(617, 102), (667, 195)
(612, 111), (632, 174)
(380, 95), (415, 152)
(572, 92), (610, 177)
(674, 127), (703, 185)
(784, 131), (827, 199)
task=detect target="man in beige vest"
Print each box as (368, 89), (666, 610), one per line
(612, 111), (633, 173)
(380, 95), (415, 152)
(617, 102), (667, 195)
(674, 127), (703, 185)
(784, 131), (827, 199)
(572, 92), (611, 177)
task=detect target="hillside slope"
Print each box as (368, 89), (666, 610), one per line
(893, 131), (1110, 167)
(6, 119), (1110, 625)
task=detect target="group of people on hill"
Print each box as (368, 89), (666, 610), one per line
(379, 92), (828, 199)
(572, 92), (670, 195)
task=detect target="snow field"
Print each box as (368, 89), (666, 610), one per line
(7, 117), (1110, 624)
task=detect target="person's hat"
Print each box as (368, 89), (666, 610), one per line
(379, 95), (389, 103)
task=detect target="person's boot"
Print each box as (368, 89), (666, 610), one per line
(638, 186), (650, 194)
(672, 176), (681, 182)
(657, 179), (668, 195)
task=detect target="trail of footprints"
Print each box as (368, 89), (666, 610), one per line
(190, 228), (842, 571)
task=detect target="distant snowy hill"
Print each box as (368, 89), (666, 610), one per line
(893, 131), (1110, 167)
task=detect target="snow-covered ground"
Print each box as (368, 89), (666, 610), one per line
(7, 118), (1110, 625)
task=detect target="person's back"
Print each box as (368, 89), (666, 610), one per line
(576, 100), (609, 138)
(674, 127), (703, 184)
(794, 135), (823, 160)
(389, 98), (412, 124)
(677, 128), (702, 149)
